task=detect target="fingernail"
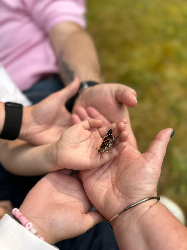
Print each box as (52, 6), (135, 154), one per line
(170, 130), (175, 138)
(132, 95), (137, 103)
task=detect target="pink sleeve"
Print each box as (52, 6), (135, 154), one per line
(23, 0), (86, 32)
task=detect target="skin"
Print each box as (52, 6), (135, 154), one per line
(73, 84), (137, 148)
(49, 22), (138, 149)
(78, 128), (187, 250)
(19, 171), (104, 245)
(80, 128), (173, 221)
(54, 119), (128, 171)
(19, 127), (187, 249)
(49, 22), (102, 85)
(20, 78), (80, 145)
(0, 119), (128, 176)
(0, 201), (13, 219)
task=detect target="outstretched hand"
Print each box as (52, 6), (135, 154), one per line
(19, 171), (104, 244)
(80, 128), (173, 221)
(73, 83), (137, 148)
(52, 118), (128, 171)
(20, 78), (80, 145)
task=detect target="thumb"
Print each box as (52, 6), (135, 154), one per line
(81, 210), (105, 233)
(144, 128), (174, 165)
(115, 84), (137, 107)
(61, 77), (80, 103)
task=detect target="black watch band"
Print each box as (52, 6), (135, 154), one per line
(0, 102), (23, 140)
(65, 81), (99, 112)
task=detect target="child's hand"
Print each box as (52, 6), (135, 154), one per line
(19, 171), (104, 244)
(51, 118), (128, 171)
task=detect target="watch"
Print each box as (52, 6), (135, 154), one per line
(65, 81), (99, 112)
(0, 102), (23, 140)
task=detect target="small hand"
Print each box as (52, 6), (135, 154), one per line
(73, 83), (137, 148)
(19, 171), (104, 244)
(20, 78), (80, 145)
(80, 128), (173, 220)
(53, 118), (128, 171)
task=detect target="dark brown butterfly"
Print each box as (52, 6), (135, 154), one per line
(98, 129), (116, 153)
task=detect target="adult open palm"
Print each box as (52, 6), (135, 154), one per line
(80, 128), (173, 221)
(19, 171), (104, 245)
(73, 83), (137, 148)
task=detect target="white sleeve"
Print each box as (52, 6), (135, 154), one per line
(0, 215), (59, 250)
(0, 65), (32, 107)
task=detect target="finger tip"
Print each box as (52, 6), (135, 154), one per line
(127, 95), (137, 107)
(120, 131), (129, 141)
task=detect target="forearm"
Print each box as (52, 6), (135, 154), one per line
(113, 201), (187, 250)
(0, 139), (55, 176)
(49, 22), (102, 85)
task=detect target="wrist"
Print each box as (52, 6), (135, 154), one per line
(112, 198), (159, 233)
(19, 106), (33, 141)
(18, 207), (55, 244)
(45, 143), (58, 172)
(66, 80), (99, 112)
(0, 102), (5, 134)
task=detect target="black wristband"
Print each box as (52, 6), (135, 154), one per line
(0, 102), (23, 140)
(65, 81), (99, 112)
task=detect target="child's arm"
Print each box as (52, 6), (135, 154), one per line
(0, 139), (54, 176)
(0, 119), (128, 176)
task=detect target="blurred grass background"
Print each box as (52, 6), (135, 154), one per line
(87, 0), (187, 218)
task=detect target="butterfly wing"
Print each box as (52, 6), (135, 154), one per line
(98, 129), (116, 153)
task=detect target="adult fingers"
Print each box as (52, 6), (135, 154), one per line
(73, 106), (91, 121)
(144, 128), (174, 165)
(86, 107), (111, 125)
(81, 210), (105, 233)
(71, 114), (82, 125)
(115, 84), (137, 107)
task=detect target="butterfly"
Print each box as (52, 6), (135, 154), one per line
(98, 129), (116, 153)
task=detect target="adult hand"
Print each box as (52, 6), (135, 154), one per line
(73, 83), (137, 148)
(20, 78), (80, 145)
(71, 106), (110, 126)
(19, 171), (104, 245)
(50, 119), (128, 171)
(80, 128), (173, 221)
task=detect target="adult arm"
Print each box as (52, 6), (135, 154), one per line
(49, 21), (138, 149)
(43, 1), (137, 147)
(113, 200), (187, 250)
(81, 128), (187, 249)
(49, 22), (102, 85)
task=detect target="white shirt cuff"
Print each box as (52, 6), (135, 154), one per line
(0, 215), (59, 250)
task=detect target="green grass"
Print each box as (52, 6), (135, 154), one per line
(87, 0), (187, 218)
